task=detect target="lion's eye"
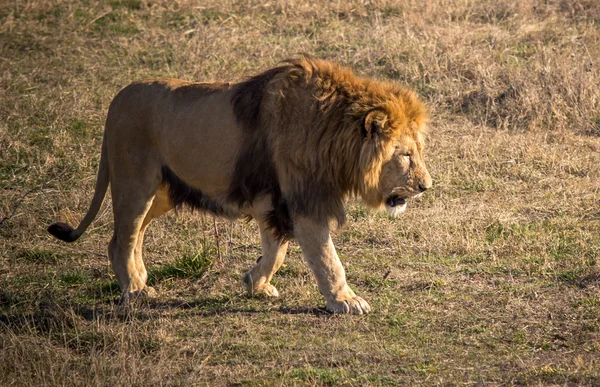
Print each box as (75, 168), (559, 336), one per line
(394, 147), (412, 162)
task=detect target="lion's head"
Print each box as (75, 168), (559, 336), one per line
(379, 134), (432, 217)
(357, 99), (432, 217)
(348, 85), (431, 218)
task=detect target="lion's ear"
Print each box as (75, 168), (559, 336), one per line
(362, 109), (387, 141)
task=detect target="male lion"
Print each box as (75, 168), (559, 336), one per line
(48, 56), (432, 314)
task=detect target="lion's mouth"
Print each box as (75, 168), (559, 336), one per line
(385, 195), (407, 218)
(385, 195), (406, 208)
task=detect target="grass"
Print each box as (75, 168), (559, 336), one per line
(148, 248), (215, 286)
(1, 0), (600, 385)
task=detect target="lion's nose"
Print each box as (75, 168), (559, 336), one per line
(418, 178), (432, 192)
(419, 170), (432, 192)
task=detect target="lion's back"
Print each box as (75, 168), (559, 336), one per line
(109, 79), (232, 114)
(105, 79), (236, 137)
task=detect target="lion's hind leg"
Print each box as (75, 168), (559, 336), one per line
(244, 217), (288, 297)
(108, 169), (162, 302)
(133, 187), (173, 295)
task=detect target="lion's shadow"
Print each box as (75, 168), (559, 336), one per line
(0, 295), (332, 333)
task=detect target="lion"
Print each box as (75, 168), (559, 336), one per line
(48, 56), (432, 314)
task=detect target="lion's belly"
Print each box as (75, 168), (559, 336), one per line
(156, 90), (242, 198)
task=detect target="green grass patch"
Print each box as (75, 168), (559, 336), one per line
(148, 248), (215, 285)
(59, 270), (90, 286)
(66, 119), (90, 139)
(288, 367), (345, 385)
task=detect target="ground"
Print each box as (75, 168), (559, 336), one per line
(1, 0), (599, 385)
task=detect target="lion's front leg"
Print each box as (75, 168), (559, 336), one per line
(243, 218), (288, 297)
(294, 216), (371, 315)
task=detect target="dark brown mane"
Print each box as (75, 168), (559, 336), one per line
(231, 66), (287, 132)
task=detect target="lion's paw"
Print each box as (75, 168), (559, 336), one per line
(143, 286), (157, 297)
(122, 286), (156, 303)
(254, 283), (280, 298)
(326, 296), (371, 315)
(243, 272), (280, 298)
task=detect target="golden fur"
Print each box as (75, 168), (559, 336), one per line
(48, 56), (432, 314)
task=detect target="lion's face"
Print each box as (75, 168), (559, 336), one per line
(359, 109), (432, 217)
(377, 133), (432, 217)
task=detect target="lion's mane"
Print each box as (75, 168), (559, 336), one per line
(228, 56), (428, 239)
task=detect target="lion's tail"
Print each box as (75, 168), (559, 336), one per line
(48, 134), (110, 242)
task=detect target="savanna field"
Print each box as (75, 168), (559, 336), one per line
(1, 0), (600, 385)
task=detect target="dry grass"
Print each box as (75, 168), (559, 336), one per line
(1, 0), (600, 385)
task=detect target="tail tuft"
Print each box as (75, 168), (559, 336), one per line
(48, 222), (79, 242)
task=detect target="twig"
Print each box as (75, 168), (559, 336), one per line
(87, 10), (111, 27)
(213, 216), (222, 261)
(0, 186), (43, 227)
